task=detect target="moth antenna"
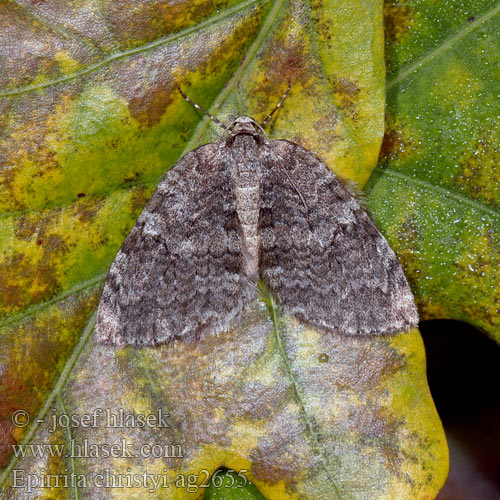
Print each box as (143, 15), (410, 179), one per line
(178, 87), (228, 132)
(235, 81), (244, 115)
(261, 81), (291, 129)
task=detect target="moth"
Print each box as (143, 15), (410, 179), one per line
(96, 85), (418, 346)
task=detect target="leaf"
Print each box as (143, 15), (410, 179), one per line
(367, 0), (500, 343)
(205, 470), (267, 499)
(0, 1), (447, 498)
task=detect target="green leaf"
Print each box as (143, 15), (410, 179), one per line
(204, 470), (266, 499)
(367, 0), (500, 343)
(0, 1), (447, 499)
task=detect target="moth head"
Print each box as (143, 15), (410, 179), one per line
(227, 116), (266, 138)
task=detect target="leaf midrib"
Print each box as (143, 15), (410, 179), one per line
(0, 0), (288, 330)
(268, 295), (342, 499)
(0, 1), (293, 490)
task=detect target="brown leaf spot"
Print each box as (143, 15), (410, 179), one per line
(0, 373), (27, 419)
(131, 81), (174, 127)
(270, 44), (307, 83)
(0, 232), (67, 314)
(333, 78), (360, 97)
(0, 420), (15, 468)
(261, 37), (308, 89)
(312, 113), (339, 136)
(159, 0), (221, 34)
(0, 289), (102, 470)
(249, 36), (315, 127)
(74, 197), (102, 224)
(454, 132), (500, 206)
(115, 61), (175, 127)
(102, 1), (168, 48)
(15, 216), (38, 240)
(0, 255), (30, 311)
(379, 127), (416, 163)
(129, 186), (153, 214)
(384, 0), (415, 44)
(331, 77), (360, 115)
(103, 0), (226, 48)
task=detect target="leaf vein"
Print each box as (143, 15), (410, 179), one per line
(0, 273), (105, 330)
(0, 313), (97, 489)
(374, 166), (500, 220)
(0, 0), (265, 98)
(181, 0), (289, 152)
(387, 2), (500, 89)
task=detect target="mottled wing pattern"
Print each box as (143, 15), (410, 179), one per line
(260, 140), (418, 336)
(96, 144), (254, 346)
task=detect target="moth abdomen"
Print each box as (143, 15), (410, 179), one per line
(228, 132), (264, 281)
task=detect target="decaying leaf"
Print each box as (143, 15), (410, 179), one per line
(0, 0), (448, 498)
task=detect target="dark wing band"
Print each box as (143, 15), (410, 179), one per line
(260, 140), (418, 336)
(96, 144), (254, 346)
